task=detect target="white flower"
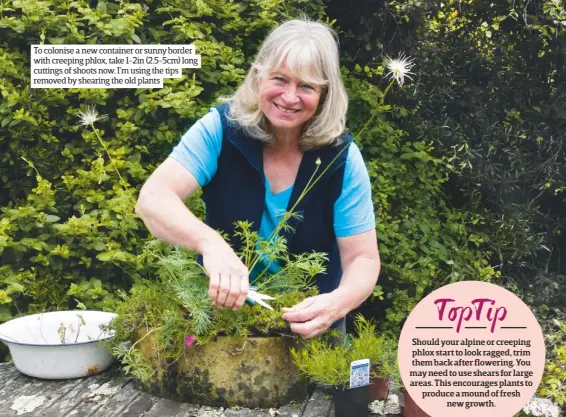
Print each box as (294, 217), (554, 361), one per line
(77, 105), (107, 126)
(522, 397), (561, 417)
(385, 54), (415, 86)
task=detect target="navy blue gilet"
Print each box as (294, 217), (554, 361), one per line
(201, 103), (353, 296)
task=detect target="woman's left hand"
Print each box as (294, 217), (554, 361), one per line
(281, 293), (342, 339)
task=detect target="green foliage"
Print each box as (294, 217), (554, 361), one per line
(1, 0), (563, 395)
(291, 335), (351, 387)
(291, 315), (398, 388)
(538, 320), (566, 406)
(345, 70), (498, 331)
(349, 315), (399, 385)
(0, 0), (326, 328)
(107, 222), (324, 382)
(327, 0), (565, 392)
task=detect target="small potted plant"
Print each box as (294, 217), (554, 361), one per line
(291, 315), (389, 417)
(349, 316), (398, 401)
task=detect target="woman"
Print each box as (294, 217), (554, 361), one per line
(136, 19), (380, 339)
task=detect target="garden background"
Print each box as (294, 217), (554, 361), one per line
(0, 0), (564, 412)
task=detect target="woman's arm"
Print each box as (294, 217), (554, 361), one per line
(281, 229), (380, 338)
(333, 228), (380, 316)
(136, 157), (215, 250)
(136, 157), (249, 310)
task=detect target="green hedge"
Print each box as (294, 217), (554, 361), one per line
(0, 0), (493, 336)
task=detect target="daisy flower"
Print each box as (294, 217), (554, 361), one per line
(77, 105), (107, 126)
(385, 54), (415, 86)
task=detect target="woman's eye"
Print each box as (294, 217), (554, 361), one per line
(300, 84), (315, 91)
(273, 76), (286, 82)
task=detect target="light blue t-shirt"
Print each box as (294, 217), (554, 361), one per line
(170, 108), (375, 275)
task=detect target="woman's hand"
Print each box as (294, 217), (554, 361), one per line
(281, 293), (342, 339)
(202, 237), (249, 311)
(136, 159), (251, 312)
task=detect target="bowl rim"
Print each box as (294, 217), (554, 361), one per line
(0, 310), (117, 347)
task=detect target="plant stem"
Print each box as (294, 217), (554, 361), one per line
(128, 325), (163, 354)
(90, 125), (130, 190)
(355, 78), (395, 140)
(74, 320), (81, 343)
(247, 165), (321, 274)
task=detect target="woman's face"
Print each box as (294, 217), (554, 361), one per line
(258, 65), (322, 137)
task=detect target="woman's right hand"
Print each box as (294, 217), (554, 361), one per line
(202, 237), (250, 311)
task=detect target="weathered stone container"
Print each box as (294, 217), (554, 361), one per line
(137, 332), (307, 408)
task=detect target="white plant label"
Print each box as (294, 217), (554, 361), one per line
(350, 358), (370, 389)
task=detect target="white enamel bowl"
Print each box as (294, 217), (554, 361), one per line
(0, 310), (116, 379)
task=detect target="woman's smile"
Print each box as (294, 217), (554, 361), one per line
(258, 65), (322, 136)
(273, 102), (301, 114)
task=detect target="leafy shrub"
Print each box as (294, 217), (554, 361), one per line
(0, 0), (325, 326)
(538, 320), (566, 407)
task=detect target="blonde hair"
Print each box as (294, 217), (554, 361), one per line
(229, 19), (349, 150)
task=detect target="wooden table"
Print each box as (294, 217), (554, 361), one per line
(0, 363), (402, 417)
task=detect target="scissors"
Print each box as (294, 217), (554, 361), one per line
(246, 286), (275, 310)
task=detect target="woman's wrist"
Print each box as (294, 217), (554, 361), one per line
(197, 228), (228, 255)
(327, 289), (351, 320)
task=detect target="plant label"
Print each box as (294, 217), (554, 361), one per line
(349, 358), (370, 389)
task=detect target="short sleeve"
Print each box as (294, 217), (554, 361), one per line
(333, 143), (376, 237)
(169, 108), (223, 187)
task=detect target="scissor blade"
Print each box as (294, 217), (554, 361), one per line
(247, 291), (275, 310)
(254, 298), (274, 310)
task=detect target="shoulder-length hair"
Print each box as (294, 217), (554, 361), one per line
(228, 19), (349, 150)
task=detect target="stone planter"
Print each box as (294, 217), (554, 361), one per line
(402, 389), (430, 417)
(136, 331), (307, 408)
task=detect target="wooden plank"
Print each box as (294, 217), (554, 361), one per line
(0, 364), (21, 390)
(111, 391), (155, 417)
(0, 372), (25, 398)
(383, 390), (403, 416)
(142, 397), (200, 417)
(38, 369), (124, 417)
(98, 381), (158, 417)
(0, 375), (34, 406)
(0, 363), (346, 417)
(93, 379), (139, 416)
(0, 376), (81, 416)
